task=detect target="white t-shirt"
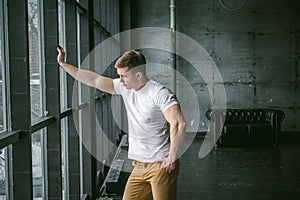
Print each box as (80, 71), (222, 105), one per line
(113, 79), (178, 162)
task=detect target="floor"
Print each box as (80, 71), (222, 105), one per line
(98, 133), (300, 200)
(177, 134), (300, 200)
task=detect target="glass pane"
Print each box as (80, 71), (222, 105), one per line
(76, 10), (83, 195)
(28, 0), (43, 121)
(58, 0), (67, 111)
(61, 118), (68, 200)
(0, 0), (6, 133)
(0, 148), (6, 200)
(32, 129), (45, 199)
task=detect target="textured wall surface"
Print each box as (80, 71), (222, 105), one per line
(130, 0), (300, 132)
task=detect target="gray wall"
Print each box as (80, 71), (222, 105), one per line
(130, 0), (300, 132)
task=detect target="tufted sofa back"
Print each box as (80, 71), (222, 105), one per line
(206, 109), (285, 125)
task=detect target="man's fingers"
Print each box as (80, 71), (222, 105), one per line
(156, 157), (176, 173)
(164, 162), (176, 173)
(57, 47), (62, 54)
(57, 45), (64, 52)
(166, 166), (175, 173)
(57, 46), (65, 54)
(57, 46), (66, 64)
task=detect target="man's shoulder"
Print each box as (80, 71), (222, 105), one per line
(148, 79), (169, 91)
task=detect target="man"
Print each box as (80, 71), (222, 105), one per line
(57, 47), (186, 200)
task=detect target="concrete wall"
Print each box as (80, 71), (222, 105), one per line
(130, 0), (300, 132)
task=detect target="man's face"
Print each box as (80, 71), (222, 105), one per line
(116, 67), (139, 89)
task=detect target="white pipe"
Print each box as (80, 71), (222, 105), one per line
(170, 0), (175, 30)
(170, 0), (176, 92)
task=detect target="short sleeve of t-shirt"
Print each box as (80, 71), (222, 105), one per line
(155, 86), (178, 113)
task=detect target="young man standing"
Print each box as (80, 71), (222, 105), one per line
(57, 47), (186, 200)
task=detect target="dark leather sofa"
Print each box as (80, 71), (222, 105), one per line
(206, 109), (285, 147)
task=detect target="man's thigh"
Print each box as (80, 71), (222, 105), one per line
(150, 160), (180, 200)
(123, 170), (152, 200)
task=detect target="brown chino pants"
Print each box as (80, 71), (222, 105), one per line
(122, 159), (180, 200)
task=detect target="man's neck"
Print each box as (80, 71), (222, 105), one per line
(134, 77), (149, 91)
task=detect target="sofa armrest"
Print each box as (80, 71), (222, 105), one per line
(265, 110), (285, 126)
(206, 109), (225, 121)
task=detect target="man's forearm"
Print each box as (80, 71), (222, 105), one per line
(168, 122), (186, 162)
(59, 61), (113, 93)
(59, 61), (79, 79)
(59, 61), (98, 87)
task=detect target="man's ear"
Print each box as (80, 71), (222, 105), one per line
(136, 71), (143, 79)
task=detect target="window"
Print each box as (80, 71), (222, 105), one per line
(76, 6), (85, 195)
(0, 0), (7, 134)
(28, 0), (45, 121)
(0, 2), (8, 200)
(0, 148), (6, 200)
(61, 118), (69, 200)
(58, 0), (68, 111)
(28, 2), (47, 199)
(58, 1), (70, 199)
(32, 129), (46, 200)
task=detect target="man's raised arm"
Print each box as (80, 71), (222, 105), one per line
(57, 46), (115, 94)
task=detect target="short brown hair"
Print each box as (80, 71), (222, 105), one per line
(115, 50), (146, 73)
